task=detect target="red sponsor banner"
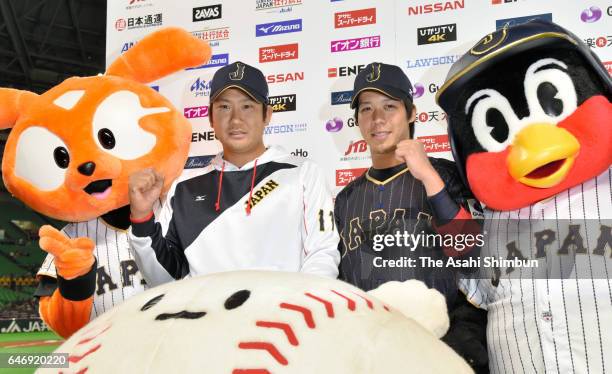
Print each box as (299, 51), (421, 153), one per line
(417, 135), (451, 153)
(334, 8), (376, 28)
(336, 168), (368, 186)
(259, 43), (299, 63)
(605, 61), (612, 76)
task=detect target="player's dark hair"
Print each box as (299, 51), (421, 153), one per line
(209, 102), (268, 123)
(354, 98), (415, 139)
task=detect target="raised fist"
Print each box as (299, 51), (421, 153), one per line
(395, 139), (444, 196)
(128, 168), (165, 220)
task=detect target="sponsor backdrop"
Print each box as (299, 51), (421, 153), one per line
(106, 0), (612, 194)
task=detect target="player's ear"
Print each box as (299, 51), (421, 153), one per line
(408, 103), (416, 123)
(264, 104), (273, 125)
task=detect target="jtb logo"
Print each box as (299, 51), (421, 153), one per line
(193, 5), (222, 22)
(344, 140), (368, 155)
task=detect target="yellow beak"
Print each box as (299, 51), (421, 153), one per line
(507, 123), (580, 188)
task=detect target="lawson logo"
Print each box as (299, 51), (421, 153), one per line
(256, 19), (302, 37)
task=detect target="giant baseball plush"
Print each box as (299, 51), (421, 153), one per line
(0, 27), (211, 338)
(437, 20), (611, 373)
(36, 271), (473, 373)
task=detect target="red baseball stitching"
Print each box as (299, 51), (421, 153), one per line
(237, 342), (288, 365)
(76, 325), (111, 346)
(235, 288), (389, 372)
(279, 303), (315, 328)
(331, 290), (356, 311)
(255, 321), (299, 346)
(352, 292), (374, 310)
(304, 292), (335, 318)
(68, 344), (101, 363)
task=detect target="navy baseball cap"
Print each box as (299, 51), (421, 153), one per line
(351, 62), (414, 109)
(210, 61), (269, 104)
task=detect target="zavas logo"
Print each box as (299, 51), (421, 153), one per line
(269, 94), (297, 112)
(417, 23), (457, 45)
(408, 0), (464, 16)
(193, 4), (222, 22)
(256, 19), (302, 37)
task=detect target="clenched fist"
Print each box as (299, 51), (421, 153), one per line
(395, 139), (444, 196)
(129, 168), (165, 219)
(39, 225), (95, 280)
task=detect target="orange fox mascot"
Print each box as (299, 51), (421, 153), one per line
(0, 28), (211, 338)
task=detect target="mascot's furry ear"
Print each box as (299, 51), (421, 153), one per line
(0, 88), (38, 129)
(106, 27), (211, 83)
(368, 280), (450, 338)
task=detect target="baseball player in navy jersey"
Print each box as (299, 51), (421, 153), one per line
(335, 62), (488, 371)
(437, 20), (612, 374)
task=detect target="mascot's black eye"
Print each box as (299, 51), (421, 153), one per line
(224, 290), (250, 310)
(537, 82), (563, 117)
(98, 128), (116, 149)
(485, 108), (509, 143)
(53, 147), (70, 169)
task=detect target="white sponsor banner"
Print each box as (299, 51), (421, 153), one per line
(106, 0), (612, 194)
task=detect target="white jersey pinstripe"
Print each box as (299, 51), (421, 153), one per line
(37, 217), (149, 320)
(461, 168), (612, 374)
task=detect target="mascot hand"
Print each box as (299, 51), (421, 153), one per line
(39, 225), (95, 280)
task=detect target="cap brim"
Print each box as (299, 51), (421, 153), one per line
(350, 86), (407, 109)
(211, 84), (266, 104)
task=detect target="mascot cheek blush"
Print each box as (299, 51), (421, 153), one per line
(36, 272), (473, 374)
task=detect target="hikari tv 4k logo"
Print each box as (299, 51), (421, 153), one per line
(193, 4), (222, 22)
(417, 23), (457, 45)
(269, 94), (297, 112)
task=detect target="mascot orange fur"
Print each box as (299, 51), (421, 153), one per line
(0, 27), (211, 338)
